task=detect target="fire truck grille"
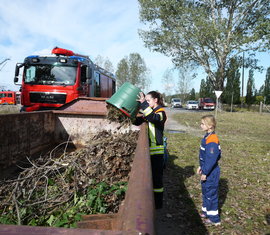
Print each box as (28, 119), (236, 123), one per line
(30, 92), (67, 104)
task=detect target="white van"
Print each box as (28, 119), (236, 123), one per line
(171, 98), (182, 108)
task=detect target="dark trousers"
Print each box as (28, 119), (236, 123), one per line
(151, 154), (164, 209)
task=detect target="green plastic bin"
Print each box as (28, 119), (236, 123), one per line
(106, 82), (141, 119)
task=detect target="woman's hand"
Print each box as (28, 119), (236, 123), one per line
(201, 174), (207, 181)
(137, 92), (145, 103)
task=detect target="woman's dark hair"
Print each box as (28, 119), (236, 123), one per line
(147, 91), (164, 106)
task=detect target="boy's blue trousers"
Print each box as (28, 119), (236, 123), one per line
(201, 166), (220, 223)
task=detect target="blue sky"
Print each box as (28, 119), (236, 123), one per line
(0, 0), (269, 94)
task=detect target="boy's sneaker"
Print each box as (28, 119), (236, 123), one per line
(204, 218), (221, 226)
(200, 213), (207, 218)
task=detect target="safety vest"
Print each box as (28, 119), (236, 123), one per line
(142, 106), (167, 156)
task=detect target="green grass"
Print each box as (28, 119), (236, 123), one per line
(165, 111), (270, 234)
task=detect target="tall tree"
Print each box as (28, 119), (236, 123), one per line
(115, 53), (150, 90)
(129, 53), (150, 91)
(115, 58), (129, 88)
(138, 0), (270, 90)
(94, 55), (104, 67)
(176, 65), (196, 101)
(246, 69), (256, 106)
(161, 68), (174, 96)
(189, 88), (196, 100)
(199, 77), (214, 98)
(103, 60), (114, 74)
(258, 84), (264, 96)
(95, 55), (114, 73)
(205, 76), (215, 99)
(222, 58), (241, 104)
(199, 79), (207, 98)
(264, 67), (270, 104)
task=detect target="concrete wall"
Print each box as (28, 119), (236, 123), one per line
(0, 111), (138, 171)
(54, 113), (138, 147)
(0, 111), (55, 170)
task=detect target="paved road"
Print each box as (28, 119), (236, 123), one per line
(164, 107), (202, 137)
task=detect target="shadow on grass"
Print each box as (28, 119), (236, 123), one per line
(155, 154), (208, 235)
(219, 178), (229, 217)
(265, 214), (270, 225)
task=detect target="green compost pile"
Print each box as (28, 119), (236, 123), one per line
(0, 130), (138, 228)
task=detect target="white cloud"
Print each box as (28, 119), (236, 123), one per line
(0, 0), (268, 93)
(0, 0), (174, 92)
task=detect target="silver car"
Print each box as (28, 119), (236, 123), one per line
(186, 100), (199, 110)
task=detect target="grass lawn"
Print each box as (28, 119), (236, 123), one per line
(165, 111), (270, 234)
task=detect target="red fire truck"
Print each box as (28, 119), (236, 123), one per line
(198, 97), (216, 110)
(0, 91), (17, 105)
(14, 47), (116, 112)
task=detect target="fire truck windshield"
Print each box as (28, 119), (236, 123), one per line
(205, 98), (214, 103)
(24, 64), (77, 85)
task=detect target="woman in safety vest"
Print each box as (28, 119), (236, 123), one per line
(134, 91), (167, 209)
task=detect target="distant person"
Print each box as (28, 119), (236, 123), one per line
(134, 91), (167, 209)
(197, 115), (221, 225)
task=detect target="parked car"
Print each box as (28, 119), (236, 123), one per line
(171, 98), (182, 108)
(186, 100), (199, 110)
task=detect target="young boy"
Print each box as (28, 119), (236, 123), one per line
(197, 115), (221, 225)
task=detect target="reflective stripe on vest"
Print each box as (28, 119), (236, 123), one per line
(148, 122), (165, 155)
(150, 145), (164, 155)
(157, 112), (163, 121)
(142, 106), (152, 116)
(153, 187), (164, 193)
(149, 122), (156, 146)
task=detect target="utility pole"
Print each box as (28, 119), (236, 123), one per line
(214, 91), (223, 118)
(241, 52), (244, 108)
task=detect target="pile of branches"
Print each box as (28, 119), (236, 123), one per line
(0, 130), (138, 226)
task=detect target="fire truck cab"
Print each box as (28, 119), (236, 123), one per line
(14, 47), (116, 112)
(0, 91), (17, 105)
(198, 97), (216, 110)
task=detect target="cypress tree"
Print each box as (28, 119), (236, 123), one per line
(189, 88), (196, 100)
(223, 58), (241, 104)
(205, 77), (215, 99)
(264, 67), (270, 104)
(199, 79), (207, 98)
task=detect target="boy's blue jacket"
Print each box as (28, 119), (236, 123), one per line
(199, 132), (221, 176)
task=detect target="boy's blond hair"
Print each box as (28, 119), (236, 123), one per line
(201, 115), (216, 131)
